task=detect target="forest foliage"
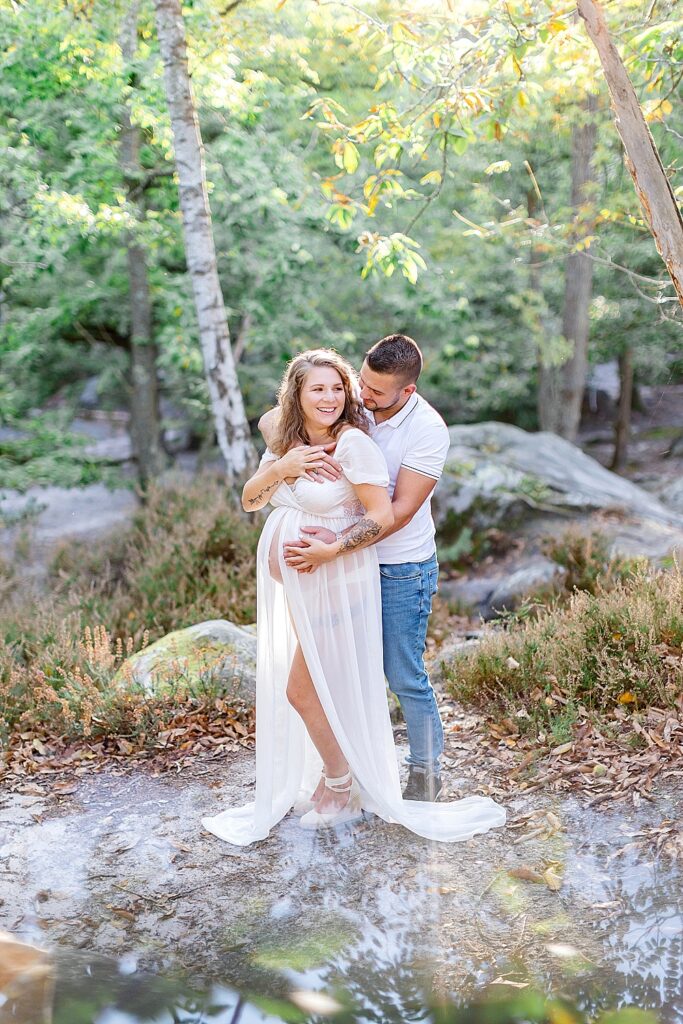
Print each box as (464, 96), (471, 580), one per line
(0, 0), (681, 466)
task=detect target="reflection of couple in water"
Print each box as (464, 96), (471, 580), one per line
(203, 334), (505, 845)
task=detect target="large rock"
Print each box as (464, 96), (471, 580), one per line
(439, 557), (566, 621)
(658, 477), (683, 514)
(78, 376), (100, 409)
(82, 436), (134, 463)
(442, 422), (681, 524)
(436, 423), (683, 562)
(160, 397), (194, 454)
(487, 559), (566, 616)
(118, 619), (256, 700)
(0, 484), (138, 545)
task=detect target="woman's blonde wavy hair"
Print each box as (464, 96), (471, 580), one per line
(271, 349), (368, 457)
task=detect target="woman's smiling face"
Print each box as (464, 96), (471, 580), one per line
(299, 366), (346, 433)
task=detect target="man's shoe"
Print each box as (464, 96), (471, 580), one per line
(402, 766), (443, 802)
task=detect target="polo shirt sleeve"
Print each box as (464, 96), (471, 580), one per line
(336, 430), (389, 487)
(401, 417), (450, 481)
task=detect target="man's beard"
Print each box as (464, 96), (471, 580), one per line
(363, 394), (401, 412)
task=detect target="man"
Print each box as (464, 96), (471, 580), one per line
(260, 334), (450, 801)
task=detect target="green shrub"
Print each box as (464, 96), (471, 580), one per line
(0, 412), (125, 492)
(444, 566), (683, 732)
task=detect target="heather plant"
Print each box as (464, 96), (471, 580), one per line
(444, 566), (683, 734)
(0, 474), (259, 745)
(0, 617), (139, 739)
(48, 473), (260, 640)
(542, 528), (645, 596)
(0, 611), (251, 744)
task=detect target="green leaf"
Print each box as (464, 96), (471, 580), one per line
(449, 135), (469, 156)
(342, 141), (359, 174)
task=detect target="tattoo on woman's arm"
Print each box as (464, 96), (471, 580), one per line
(339, 517), (382, 552)
(247, 479), (278, 507)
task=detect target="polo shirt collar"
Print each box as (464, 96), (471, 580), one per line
(370, 391), (419, 429)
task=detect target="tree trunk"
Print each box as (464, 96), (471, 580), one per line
(554, 93), (598, 442)
(611, 345), (633, 472)
(152, 0), (256, 482)
(577, 0), (683, 307)
(233, 310), (252, 365)
(119, 0), (166, 486)
(528, 163), (560, 432)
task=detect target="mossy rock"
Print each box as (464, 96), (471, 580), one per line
(117, 619), (256, 700)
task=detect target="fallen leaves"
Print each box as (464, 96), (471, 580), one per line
(508, 866), (545, 883)
(110, 835), (140, 855)
(445, 692), (654, 802)
(485, 700), (682, 807)
(0, 696), (256, 797)
(490, 977), (530, 989)
(542, 863), (563, 891)
(509, 809), (563, 843)
(108, 906), (136, 922)
(550, 742), (573, 757)
(507, 860), (564, 892)
(609, 819), (683, 862)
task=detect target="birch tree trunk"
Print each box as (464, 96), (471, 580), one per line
(152, 0), (256, 481)
(119, 0), (167, 486)
(577, 0), (683, 307)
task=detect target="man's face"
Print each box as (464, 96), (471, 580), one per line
(358, 361), (412, 415)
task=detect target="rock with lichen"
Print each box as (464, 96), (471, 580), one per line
(117, 619), (256, 699)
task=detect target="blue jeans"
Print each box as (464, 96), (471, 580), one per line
(380, 552), (444, 773)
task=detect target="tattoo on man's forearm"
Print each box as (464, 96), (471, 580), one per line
(339, 517), (382, 552)
(247, 480), (278, 506)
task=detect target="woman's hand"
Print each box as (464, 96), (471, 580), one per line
(283, 534), (337, 569)
(283, 527), (336, 572)
(276, 445), (341, 483)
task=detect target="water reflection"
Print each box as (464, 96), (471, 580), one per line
(564, 839), (683, 1021)
(2, 797), (682, 1024)
(3, 940), (680, 1024)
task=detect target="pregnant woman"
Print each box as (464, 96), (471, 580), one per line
(201, 349), (505, 846)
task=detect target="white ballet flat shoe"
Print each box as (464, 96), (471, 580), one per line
(291, 772), (328, 816)
(299, 770), (364, 830)
(292, 795), (316, 817)
(292, 787), (320, 817)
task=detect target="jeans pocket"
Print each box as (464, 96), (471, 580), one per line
(428, 566), (439, 596)
(379, 563), (422, 582)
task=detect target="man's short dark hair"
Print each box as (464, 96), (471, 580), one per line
(365, 333), (423, 384)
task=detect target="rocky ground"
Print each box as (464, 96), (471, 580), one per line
(1, 674), (682, 1008)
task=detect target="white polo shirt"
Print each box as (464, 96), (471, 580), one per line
(367, 393), (450, 564)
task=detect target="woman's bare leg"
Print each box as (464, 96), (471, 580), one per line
(287, 644), (352, 813)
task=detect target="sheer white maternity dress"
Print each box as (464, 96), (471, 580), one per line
(202, 428), (506, 846)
